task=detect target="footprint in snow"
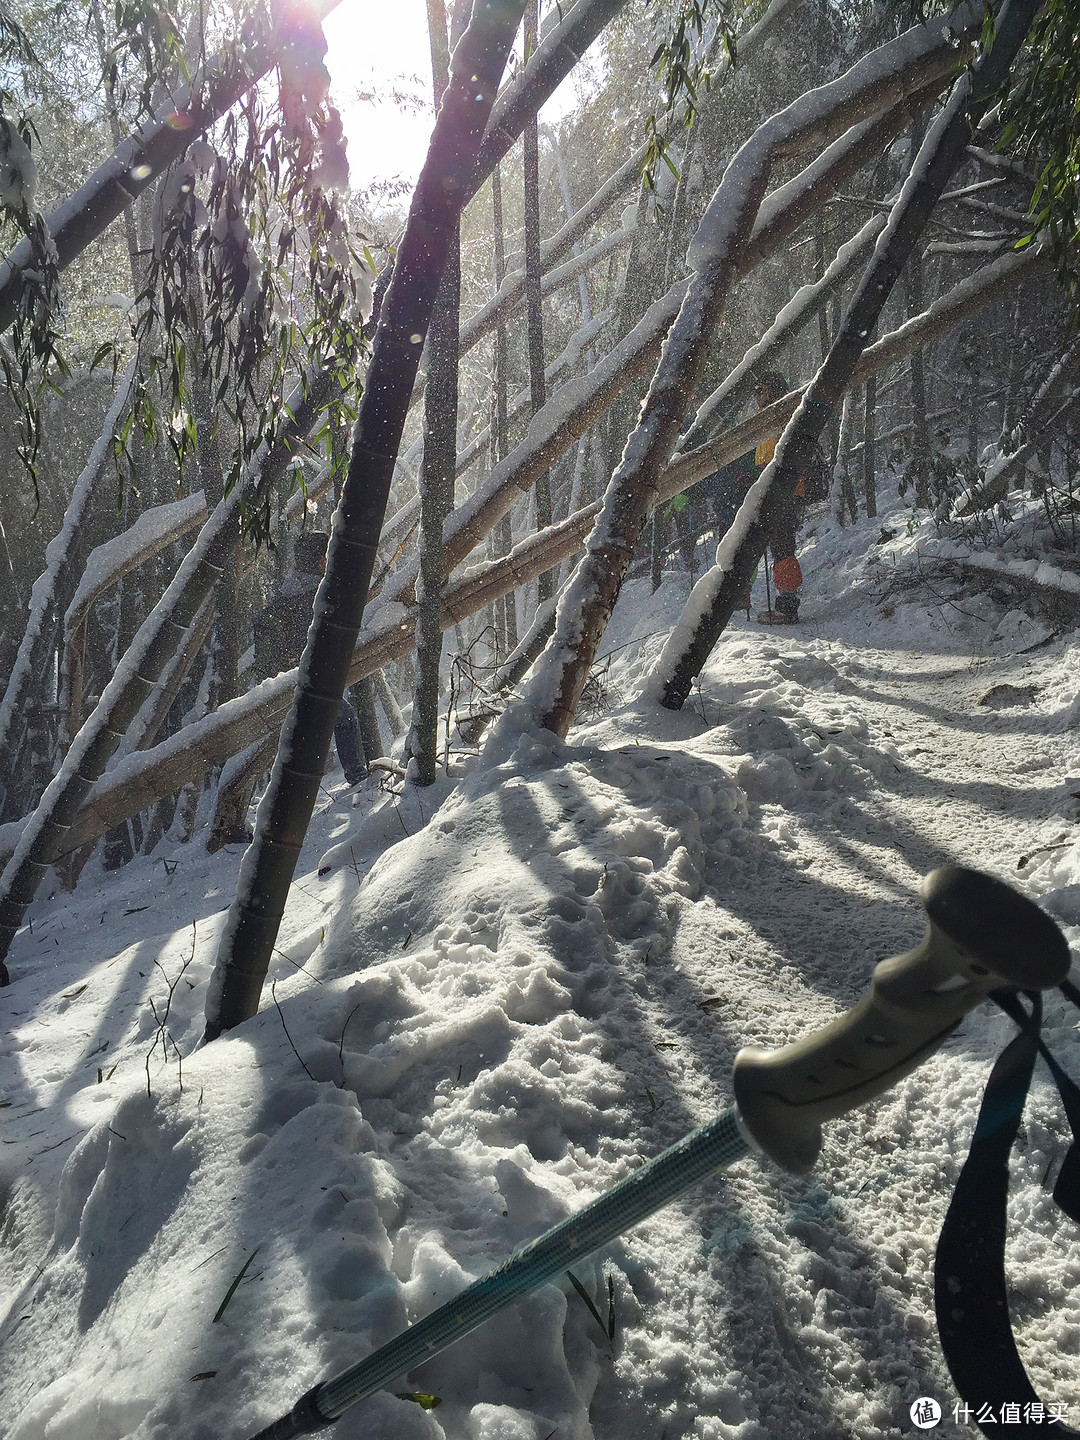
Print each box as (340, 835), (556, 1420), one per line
(977, 682), (1039, 709)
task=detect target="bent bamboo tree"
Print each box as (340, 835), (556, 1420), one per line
(202, 0), (528, 1041)
(0, 0), (345, 334)
(651, 0), (1041, 711)
(0, 368), (335, 977)
(517, 7), (983, 739)
(0, 359), (138, 812)
(14, 237), (1045, 877)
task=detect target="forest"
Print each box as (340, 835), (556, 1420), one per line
(1, 0), (1079, 1436)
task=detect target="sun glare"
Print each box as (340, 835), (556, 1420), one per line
(323, 0), (435, 200)
(322, 0), (584, 207)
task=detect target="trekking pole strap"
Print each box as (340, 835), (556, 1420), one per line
(935, 988), (1080, 1438)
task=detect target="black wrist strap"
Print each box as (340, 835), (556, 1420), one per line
(934, 989), (1080, 1437)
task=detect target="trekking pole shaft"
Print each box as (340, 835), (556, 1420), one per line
(246, 1107), (751, 1438)
(246, 867), (1070, 1438)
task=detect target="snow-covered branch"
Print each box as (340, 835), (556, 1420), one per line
(0, 358), (137, 783)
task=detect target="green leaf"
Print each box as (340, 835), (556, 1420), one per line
(566, 1270), (612, 1344)
(212, 1247), (260, 1323)
(395, 1392), (442, 1410)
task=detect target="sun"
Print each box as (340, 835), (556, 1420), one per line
(322, 0), (436, 197)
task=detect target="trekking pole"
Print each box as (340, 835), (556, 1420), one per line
(246, 866), (1070, 1440)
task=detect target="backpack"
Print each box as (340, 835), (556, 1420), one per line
(800, 440), (831, 503)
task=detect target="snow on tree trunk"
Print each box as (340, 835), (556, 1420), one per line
(201, 0), (528, 1041)
(0, 359), (137, 813)
(516, 7), (982, 739)
(0, 370), (329, 973)
(650, 0), (1041, 713)
(0, 238), (1038, 880)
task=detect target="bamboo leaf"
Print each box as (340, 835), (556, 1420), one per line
(566, 1270), (611, 1344)
(212, 1247), (260, 1323)
(395, 1392), (442, 1410)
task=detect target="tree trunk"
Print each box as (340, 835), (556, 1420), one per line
(353, 677), (384, 767)
(834, 392), (858, 524)
(373, 669), (405, 739)
(408, 0), (468, 787)
(650, 0), (1041, 713)
(490, 163), (517, 654)
(523, 0), (553, 605)
(201, 0), (527, 1039)
(863, 373), (878, 518)
(208, 737), (275, 852)
(520, 11), (977, 740)
(905, 114), (932, 507)
(814, 219), (840, 464)
(2, 237), (1040, 882)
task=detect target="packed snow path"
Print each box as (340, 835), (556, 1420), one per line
(1, 512), (1079, 1440)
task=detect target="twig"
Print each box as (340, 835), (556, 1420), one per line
(144, 922), (197, 1095)
(338, 1000), (364, 1076)
(270, 980), (316, 1082)
(272, 946), (324, 985)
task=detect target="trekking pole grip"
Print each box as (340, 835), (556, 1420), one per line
(732, 866), (1072, 1174)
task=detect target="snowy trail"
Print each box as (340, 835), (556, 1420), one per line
(564, 608), (1079, 1440)
(1, 501), (1078, 1440)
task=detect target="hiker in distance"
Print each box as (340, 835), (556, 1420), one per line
(253, 530), (367, 786)
(702, 370), (828, 624)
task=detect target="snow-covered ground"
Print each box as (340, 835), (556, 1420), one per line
(1, 496), (1078, 1440)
